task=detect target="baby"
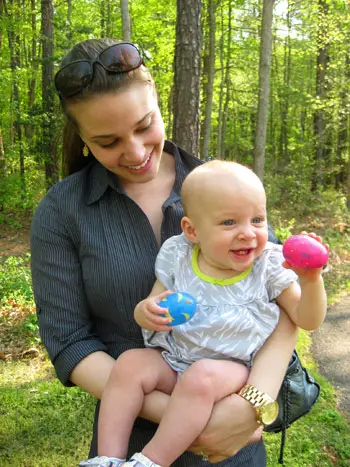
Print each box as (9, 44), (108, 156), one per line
(81, 161), (327, 467)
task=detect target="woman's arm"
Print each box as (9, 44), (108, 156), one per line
(70, 351), (116, 399)
(247, 307), (299, 397)
(192, 309), (299, 462)
(31, 192), (108, 386)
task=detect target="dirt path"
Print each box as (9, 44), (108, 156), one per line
(312, 295), (350, 419)
(0, 223), (30, 257)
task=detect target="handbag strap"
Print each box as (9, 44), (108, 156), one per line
(278, 378), (290, 464)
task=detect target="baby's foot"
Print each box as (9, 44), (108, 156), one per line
(79, 455), (125, 467)
(122, 452), (162, 467)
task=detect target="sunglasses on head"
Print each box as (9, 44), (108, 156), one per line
(54, 42), (143, 98)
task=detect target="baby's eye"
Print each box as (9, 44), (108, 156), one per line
(223, 219), (235, 226)
(252, 217), (263, 224)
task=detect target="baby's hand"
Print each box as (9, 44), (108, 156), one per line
(282, 231), (329, 280)
(134, 290), (173, 331)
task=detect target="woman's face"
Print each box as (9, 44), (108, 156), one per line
(68, 83), (165, 185)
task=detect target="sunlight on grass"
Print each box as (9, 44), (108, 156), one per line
(1, 334), (349, 466)
(0, 357), (96, 466)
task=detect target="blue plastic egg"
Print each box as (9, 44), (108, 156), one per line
(158, 292), (197, 326)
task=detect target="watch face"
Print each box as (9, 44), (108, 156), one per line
(261, 401), (279, 425)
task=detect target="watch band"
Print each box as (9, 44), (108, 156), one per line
(238, 384), (275, 407)
(238, 383), (278, 426)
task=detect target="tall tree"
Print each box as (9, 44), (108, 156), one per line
(0, 0), (3, 48)
(347, 150), (350, 209)
(172, 0), (202, 156)
(219, 0), (233, 160)
(41, 0), (58, 188)
(312, 0), (329, 191)
(278, 0), (292, 166)
(25, 0), (40, 142)
(216, 1), (225, 161)
(253, 0), (275, 181)
(0, 0), (5, 209)
(120, 0), (131, 41)
(4, 0), (26, 194)
(200, 0), (216, 160)
(0, 129), (5, 210)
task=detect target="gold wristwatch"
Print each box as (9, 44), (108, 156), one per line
(238, 384), (279, 426)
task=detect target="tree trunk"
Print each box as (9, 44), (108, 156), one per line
(217, 3), (225, 160)
(5, 0), (26, 196)
(26, 0), (39, 141)
(172, 0), (202, 156)
(106, 0), (112, 37)
(347, 138), (350, 209)
(0, 129), (5, 211)
(253, 0), (275, 182)
(200, 0), (216, 160)
(221, 0), (233, 160)
(120, 0), (131, 41)
(0, 0), (4, 207)
(100, 0), (106, 36)
(278, 1), (291, 166)
(41, 0), (58, 189)
(0, 0), (3, 48)
(312, 0), (329, 191)
(67, 0), (73, 46)
(269, 36), (277, 172)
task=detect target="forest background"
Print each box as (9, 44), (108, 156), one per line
(0, 0), (349, 466)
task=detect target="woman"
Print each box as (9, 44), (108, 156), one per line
(30, 38), (298, 467)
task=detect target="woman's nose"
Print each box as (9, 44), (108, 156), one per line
(123, 137), (146, 163)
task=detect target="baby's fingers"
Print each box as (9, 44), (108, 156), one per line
(301, 231), (329, 251)
(301, 231), (322, 243)
(156, 290), (174, 302)
(144, 307), (172, 326)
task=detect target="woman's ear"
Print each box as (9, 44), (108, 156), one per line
(181, 216), (198, 243)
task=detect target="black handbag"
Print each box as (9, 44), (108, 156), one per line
(264, 350), (320, 463)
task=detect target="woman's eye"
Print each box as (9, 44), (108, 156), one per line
(137, 120), (153, 132)
(100, 140), (118, 149)
(223, 220), (234, 226)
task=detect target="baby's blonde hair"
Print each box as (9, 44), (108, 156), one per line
(181, 160), (264, 219)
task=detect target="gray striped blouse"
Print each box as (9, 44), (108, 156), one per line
(30, 140), (266, 466)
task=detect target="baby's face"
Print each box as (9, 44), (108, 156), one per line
(193, 179), (268, 276)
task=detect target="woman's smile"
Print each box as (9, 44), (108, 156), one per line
(124, 150), (153, 173)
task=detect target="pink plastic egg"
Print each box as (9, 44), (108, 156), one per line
(282, 235), (328, 269)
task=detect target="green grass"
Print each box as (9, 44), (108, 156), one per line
(1, 334), (349, 466)
(0, 359), (96, 466)
(265, 332), (350, 466)
(0, 215), (349, 466)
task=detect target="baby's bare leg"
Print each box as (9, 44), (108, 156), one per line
(98, 348), (177, 458)
(143, 359), (249, 467)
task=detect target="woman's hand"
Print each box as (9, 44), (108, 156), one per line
(188, 394), (263, 463)
(134, 290), (173, 331)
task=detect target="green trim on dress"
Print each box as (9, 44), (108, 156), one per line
(191, 244), (253, 286)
